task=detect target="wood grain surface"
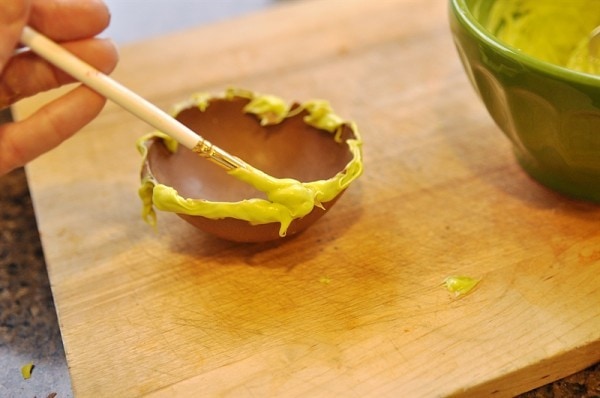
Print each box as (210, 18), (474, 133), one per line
(13, 0), (600, 396)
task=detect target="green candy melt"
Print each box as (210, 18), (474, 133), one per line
(484, 0), (600, 74)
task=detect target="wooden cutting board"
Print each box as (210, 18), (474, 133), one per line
(13, 0), (600, 396)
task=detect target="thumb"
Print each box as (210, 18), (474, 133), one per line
(0, 0), (31, 71)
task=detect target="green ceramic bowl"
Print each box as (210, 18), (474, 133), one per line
(449, 0), (600, 202)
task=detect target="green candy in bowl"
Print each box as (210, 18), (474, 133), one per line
(449, 0), (600, 201)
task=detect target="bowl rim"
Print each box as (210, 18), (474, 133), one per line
(449, 0), (600, 86)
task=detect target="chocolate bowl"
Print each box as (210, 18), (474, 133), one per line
(137, 89), (363, 242)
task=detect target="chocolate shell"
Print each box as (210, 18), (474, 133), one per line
(138, 89), (363, 242)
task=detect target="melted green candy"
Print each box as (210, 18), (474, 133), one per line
(484, 0), (600, 74)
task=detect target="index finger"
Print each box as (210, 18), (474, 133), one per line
(29, 0), (111, 42)
(0, 0), (30, 70)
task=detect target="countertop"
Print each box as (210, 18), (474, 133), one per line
(0, 165), (72, 398)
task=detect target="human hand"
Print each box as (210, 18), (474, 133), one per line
(0, 0), (118, 175)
